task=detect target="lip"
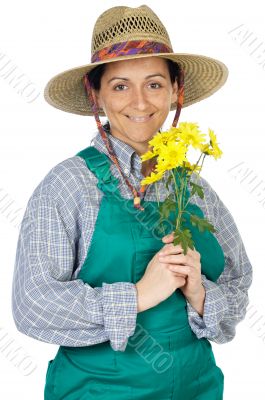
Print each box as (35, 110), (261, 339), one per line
(126, 113), (154, 123)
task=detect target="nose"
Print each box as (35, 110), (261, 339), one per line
(131, 86), (149, 111)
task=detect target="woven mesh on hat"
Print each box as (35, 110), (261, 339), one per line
(91, 5), (173, 54)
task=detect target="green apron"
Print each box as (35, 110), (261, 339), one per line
(44, 146), (225, 399)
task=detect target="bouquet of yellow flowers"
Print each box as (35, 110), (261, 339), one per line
(140, 122), (223, 255)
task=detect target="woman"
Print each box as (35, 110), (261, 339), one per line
(11, 5), (253, 400)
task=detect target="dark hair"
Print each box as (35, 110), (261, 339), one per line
(87, 58), (180, 132)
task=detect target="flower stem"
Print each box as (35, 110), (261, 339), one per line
(171, 168), (184, 232)
(182, 152), (207, 210)
(155, 180), (166, 236)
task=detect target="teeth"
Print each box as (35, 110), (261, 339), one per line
(128, 114), (153, 122)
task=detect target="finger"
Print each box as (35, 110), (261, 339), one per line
(161, 244), (196, 258)
(158, 253), (188, 264)
(161, 241), (184, 252)
(161, 232), (174, 243)
(160, 245), (183, 256)
(171, 271), (187, 278)
(161, 234), (186, 253)
(168, 265), (193, 275)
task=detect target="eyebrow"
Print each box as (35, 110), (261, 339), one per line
(107, 73), (167, 84)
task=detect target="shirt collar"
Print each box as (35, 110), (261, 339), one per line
(90, 130), (143, 177)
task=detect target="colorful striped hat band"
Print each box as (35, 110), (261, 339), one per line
(91, 40), (173, 63)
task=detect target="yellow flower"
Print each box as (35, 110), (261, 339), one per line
(139, 122), (222, 185)
(155, 141), (187, 173)
(199, 143), (211, 154)
(140, 170), (164, 185)
(176, 122), (207, 149)
(199, 129), (222, 159)
(208, 129), (223, 159)
(167, 126), (182, 139)
(148, 130), (177, 150)
(140, 150), (156, 161)
(182, 161), (202, 175)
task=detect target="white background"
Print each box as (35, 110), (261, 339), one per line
(1, 0), (265, 398)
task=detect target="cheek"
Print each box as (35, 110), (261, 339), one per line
(101, 95), (125, 113)
(154, 90), (173, 106)
(156, 96), (172, 113)
(101, 103), (126, 123)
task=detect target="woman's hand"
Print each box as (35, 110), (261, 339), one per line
(160, 232), (206, 315)
(135, 231), (206, 315)
(135, 249), (187, 313)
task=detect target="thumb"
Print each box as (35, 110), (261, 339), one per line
(162, 231), (174, 243)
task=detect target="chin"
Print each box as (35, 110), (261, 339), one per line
(130, 134), (154, 143)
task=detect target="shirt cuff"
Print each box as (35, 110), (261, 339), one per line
(186, 275), (229, 339)
(102, 282), (138, 351)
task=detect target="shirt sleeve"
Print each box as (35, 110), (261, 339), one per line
(185, 179), (253, 343)
(11, 193), (137, 352)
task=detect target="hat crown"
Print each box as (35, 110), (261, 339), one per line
(91, 5), (173, 56)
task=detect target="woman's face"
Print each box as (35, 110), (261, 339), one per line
(93, 57), (178, 155)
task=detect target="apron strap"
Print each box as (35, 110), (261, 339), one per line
(76, 146), (120, 194)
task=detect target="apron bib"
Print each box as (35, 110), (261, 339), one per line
(44, 146), (225, 399)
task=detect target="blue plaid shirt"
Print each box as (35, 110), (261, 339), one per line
(11, 130), (253, 351)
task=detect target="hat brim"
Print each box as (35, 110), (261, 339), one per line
(43, 53), (229, 116)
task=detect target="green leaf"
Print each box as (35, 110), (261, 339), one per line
(189, 213), (216, 233)
(173, 228), (195, 255)
(165, 174), (173, 191)
(158, 194), (176, 219)
(189, 181), (204, 199)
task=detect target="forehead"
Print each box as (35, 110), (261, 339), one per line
(103, 57), (169, 76)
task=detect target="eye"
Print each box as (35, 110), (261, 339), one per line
(114, 84), (128, 91)
(148, 82), (162, 89)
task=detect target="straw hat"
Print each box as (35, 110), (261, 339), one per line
(43, 5), (229, 116)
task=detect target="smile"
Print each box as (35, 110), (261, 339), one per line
(126, 113), (154, 122)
